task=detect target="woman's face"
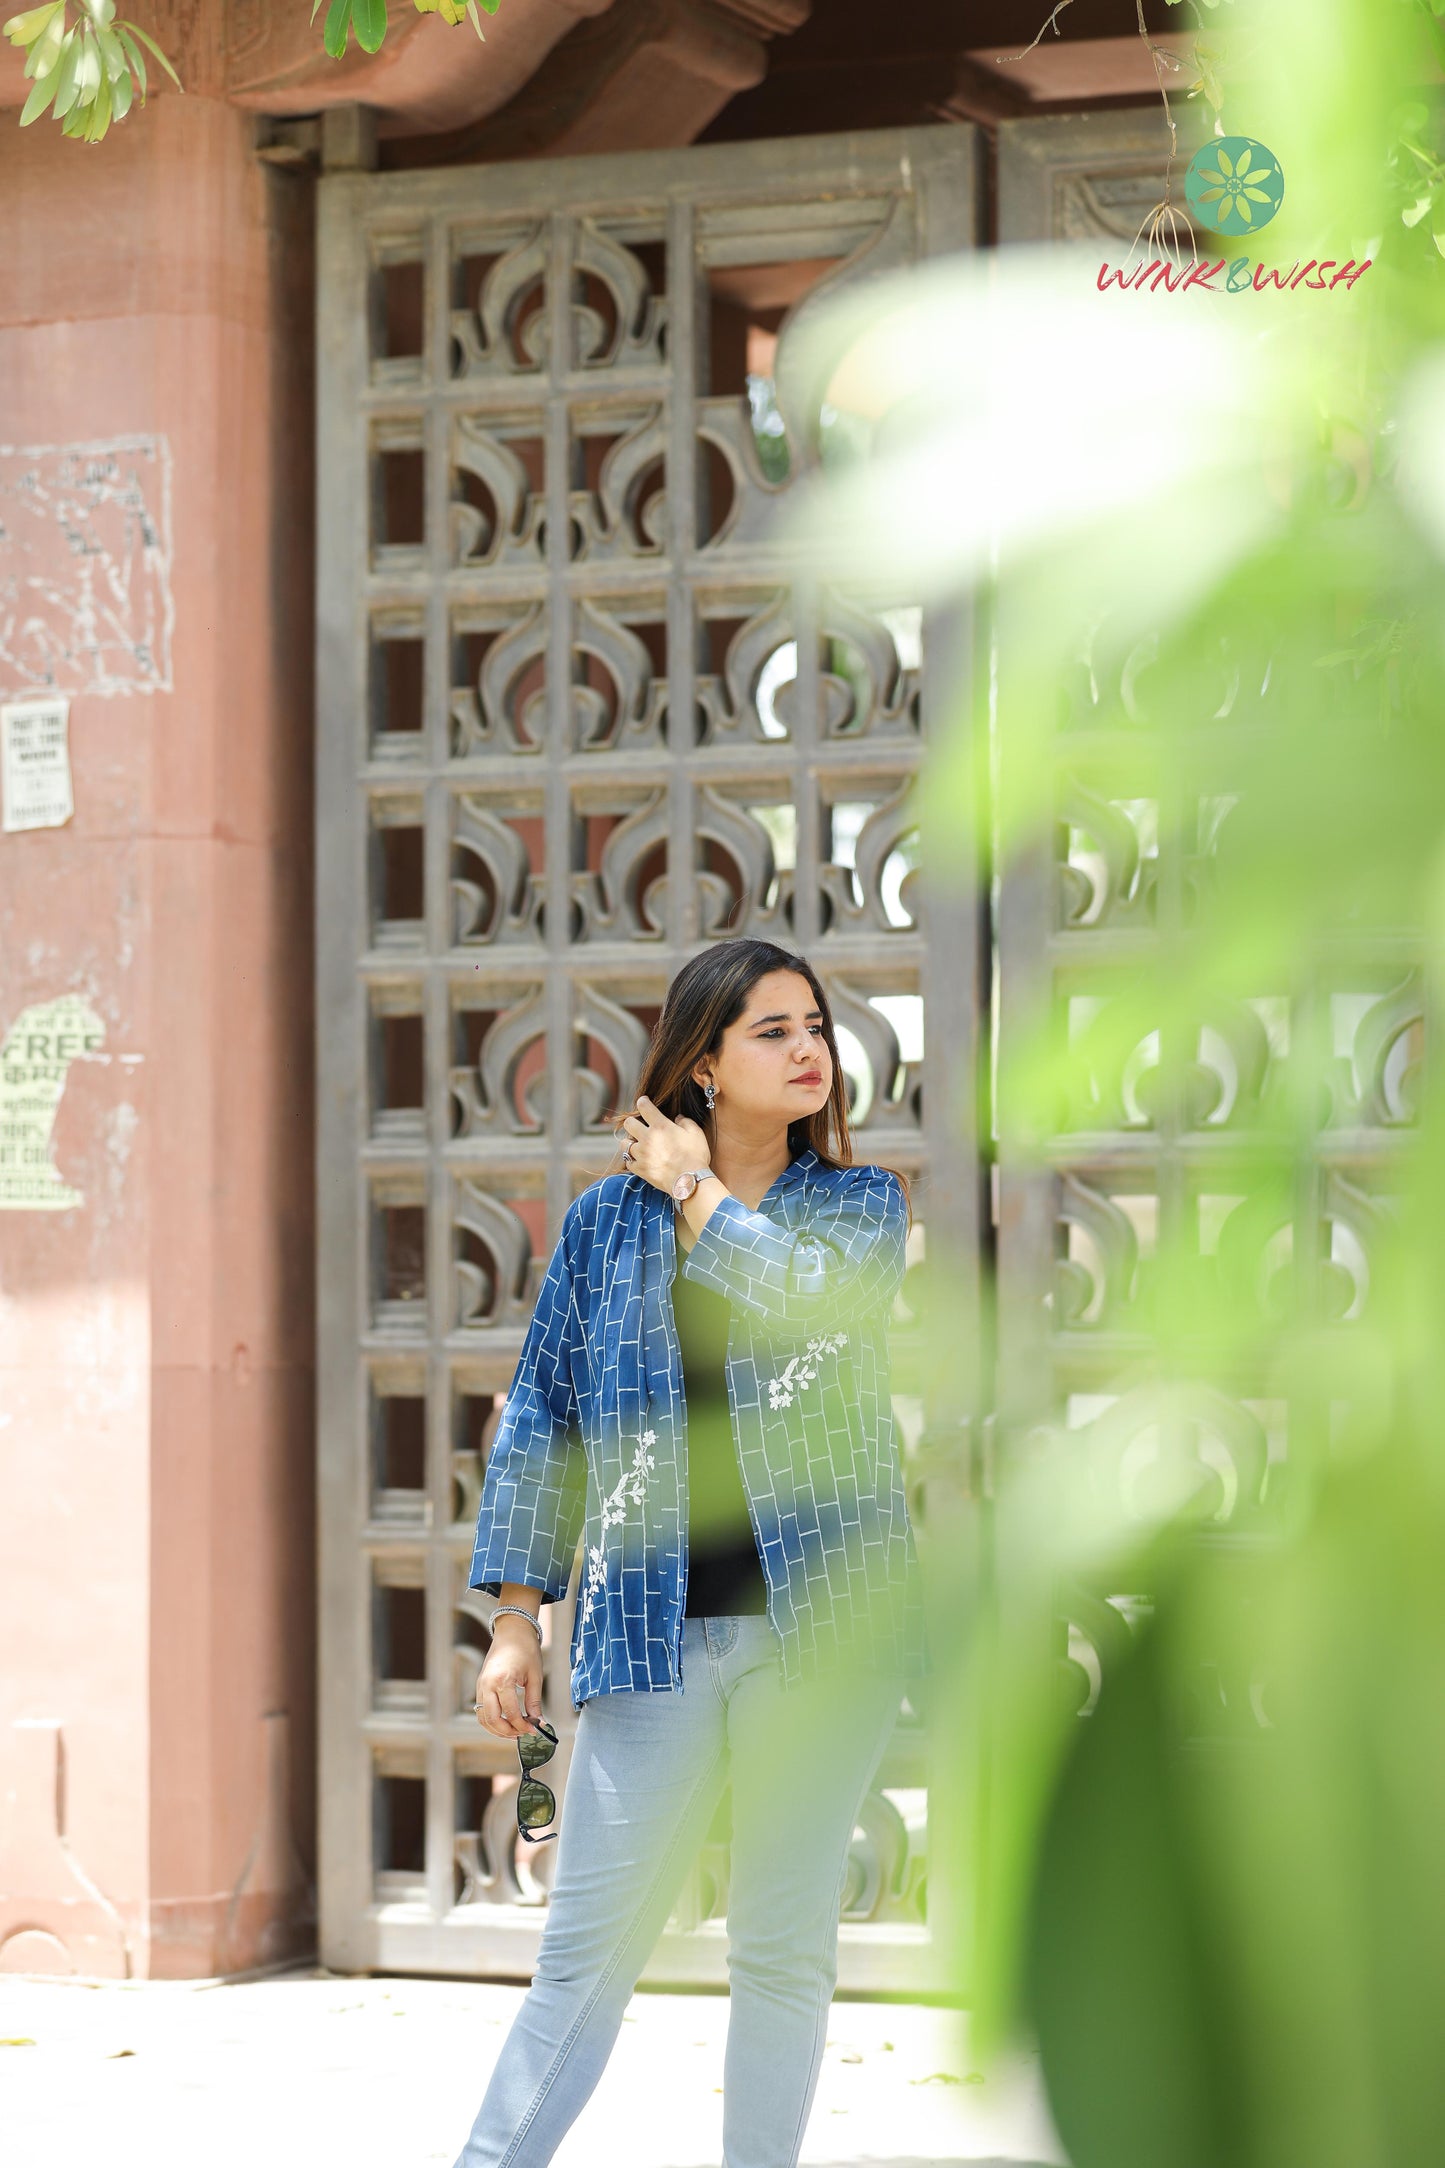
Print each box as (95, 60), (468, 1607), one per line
(697, 969), (834, 1132)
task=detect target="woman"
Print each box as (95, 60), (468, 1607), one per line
(456, 936), (925, 2168)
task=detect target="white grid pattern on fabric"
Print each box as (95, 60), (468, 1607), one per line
(469, 1147), (925, 1704)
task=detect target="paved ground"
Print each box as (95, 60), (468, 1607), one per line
(0, 1967), (1066, 2168)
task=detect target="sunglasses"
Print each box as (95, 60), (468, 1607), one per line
(516, 1718), (560, 1845)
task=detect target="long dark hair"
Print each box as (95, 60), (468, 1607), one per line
(597, 938), (912, 1219)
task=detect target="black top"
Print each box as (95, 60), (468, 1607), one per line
(673, 1246), (768, 1618)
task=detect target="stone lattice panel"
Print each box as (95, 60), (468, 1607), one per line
(994, 111), (1412, 1734)
(317, 126), (979, 1987)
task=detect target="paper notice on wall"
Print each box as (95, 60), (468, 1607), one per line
(1, 697), (73, 832)
(0, 995), (105, 1210)
(0, 435), (173, 697)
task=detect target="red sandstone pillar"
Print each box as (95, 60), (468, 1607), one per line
(0, 94), (316, 1978)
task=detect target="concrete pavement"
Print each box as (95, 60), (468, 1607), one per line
(0, 1967), (1066, 2168)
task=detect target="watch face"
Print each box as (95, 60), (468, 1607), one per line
(673, 1172), (695, 1201)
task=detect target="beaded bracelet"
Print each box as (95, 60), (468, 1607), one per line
(491, 1602), (543, 1641)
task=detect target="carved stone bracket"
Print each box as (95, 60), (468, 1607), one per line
(384, 0), (810, 168)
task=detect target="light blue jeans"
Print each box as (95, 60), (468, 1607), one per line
(453, 1614), (902, 2168)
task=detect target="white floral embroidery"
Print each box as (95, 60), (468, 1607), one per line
(579, 1429), (656, 1628)
(766, 1333), (848, 1411)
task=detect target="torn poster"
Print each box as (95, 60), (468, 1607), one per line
(0, 995), (105, 1210)
(2, 696), (73, 832)
(0, 436), (173, 698)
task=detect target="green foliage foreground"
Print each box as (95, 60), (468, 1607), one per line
(793, 2), (1445, 2162)
(2, 0), (501, 137)
(4, 0), (176, 140)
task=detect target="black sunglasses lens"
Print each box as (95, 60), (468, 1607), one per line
(518, 1726), (557, 1772)
(517, 1778), (555, 1829)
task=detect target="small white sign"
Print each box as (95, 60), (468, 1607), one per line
(2, 696), (74, 832)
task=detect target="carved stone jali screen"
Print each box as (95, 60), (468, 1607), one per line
(315, 126), (979, 1984)
(995, 113), (1420, 1732)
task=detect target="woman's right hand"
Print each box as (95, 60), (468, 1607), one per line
(475, 1613), (545, 1738)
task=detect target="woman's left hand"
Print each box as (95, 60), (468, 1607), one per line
(615, 1095), (710, 1196)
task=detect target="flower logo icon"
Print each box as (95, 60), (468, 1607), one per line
(1185, 135), (1285, 234)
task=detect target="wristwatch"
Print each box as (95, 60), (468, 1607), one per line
(672, 1166), (718, 1203)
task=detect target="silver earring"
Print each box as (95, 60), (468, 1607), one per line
(704, 1081), (716, 1111)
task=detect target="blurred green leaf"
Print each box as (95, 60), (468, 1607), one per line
(3, 3), (63, 43)
(1021, 1455), (1445, 2168)
(7, 0), (499, 120)
(6, 0), (178, 128)
(21, 0), (63, 70)
(322, 0), (352, 56)
(791, 10), (1445, 2165)
(351, 0), (386, 51)
(114, 23), (143, 94)
(89, 60), (113, 138)
(18, 60), (59, 119)
(119, 18), (177, 85)
(51, 24), (82, 112)
(75, 25), (98, 99)
(1023, 1627), (1243, 2168)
